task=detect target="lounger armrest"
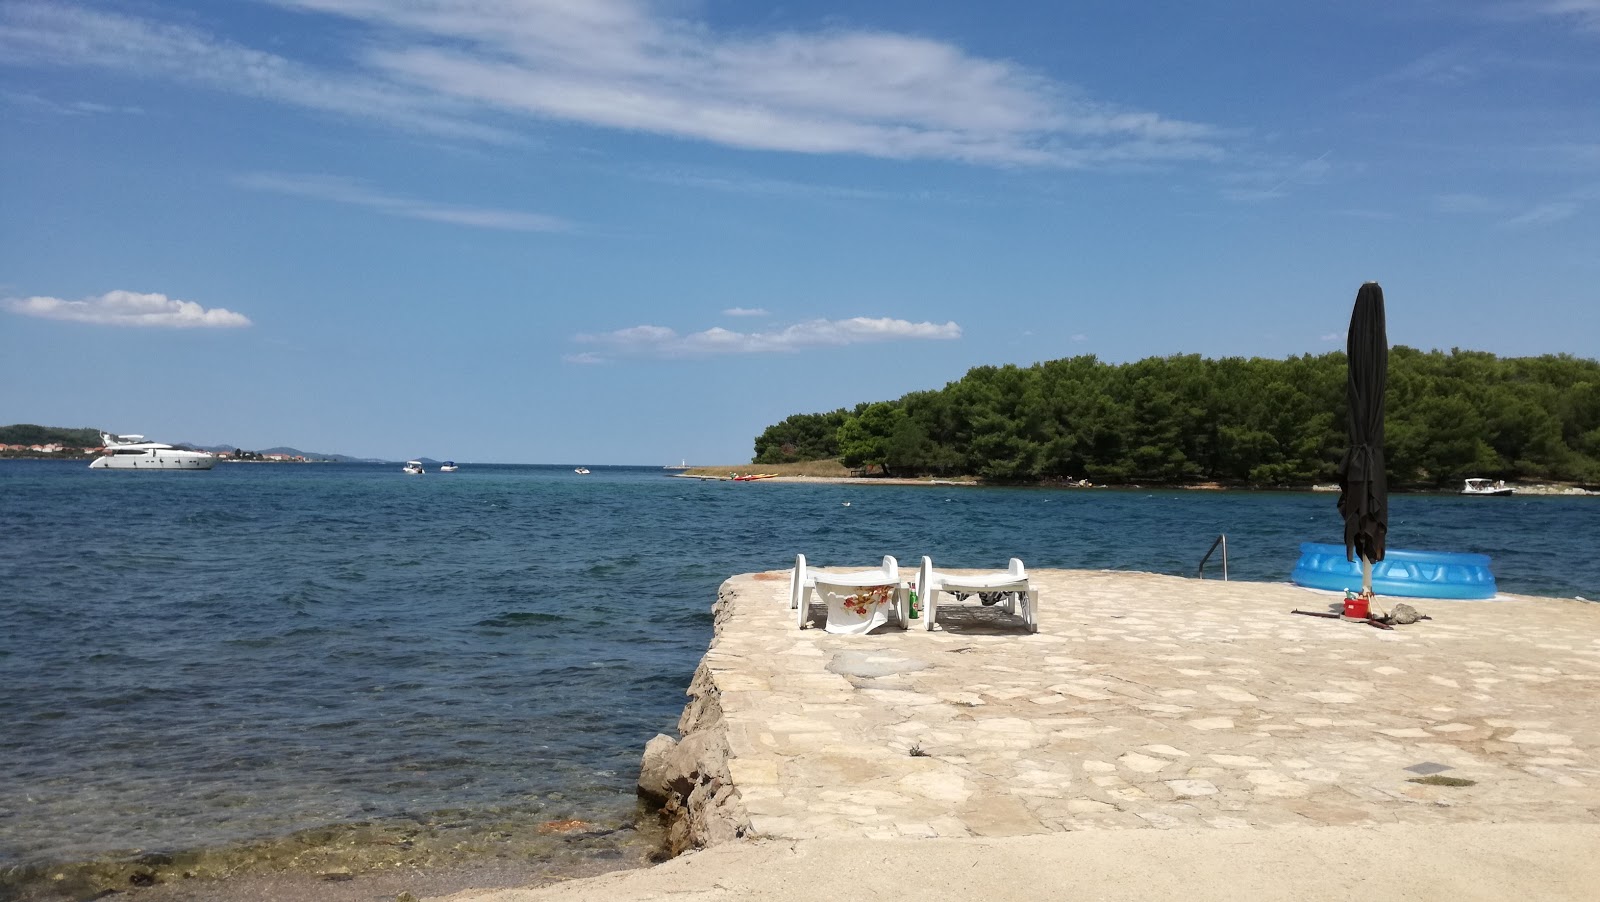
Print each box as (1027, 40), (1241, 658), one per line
(937, 576), (1030, 593)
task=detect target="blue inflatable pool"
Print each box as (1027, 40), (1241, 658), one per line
(1290, 543), (1498, 600)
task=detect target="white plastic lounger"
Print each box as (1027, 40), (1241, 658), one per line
(790, 554), (909, 634)
(915, 556), (1037, 633)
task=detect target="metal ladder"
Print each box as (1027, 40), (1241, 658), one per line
(1198, 534), (1228, 580)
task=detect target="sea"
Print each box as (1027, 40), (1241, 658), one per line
(2, 460), (1597, 897)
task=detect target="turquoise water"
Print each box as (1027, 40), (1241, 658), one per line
(2, 460), (1596, 884)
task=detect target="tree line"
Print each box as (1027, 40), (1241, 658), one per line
(0, 424), (101, 447)
(752, 349), (1600, 488)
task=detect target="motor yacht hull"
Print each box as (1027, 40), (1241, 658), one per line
(89, 451), (215, 470)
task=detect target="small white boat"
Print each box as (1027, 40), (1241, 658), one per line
(403, 460), (425, 475)
(1461, 477), (1513, 496)
(574, 467), (591, 475)
(439, 461), (458, 472)
(89, 432), (215, 470)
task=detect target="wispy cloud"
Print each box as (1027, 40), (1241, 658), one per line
(235, 172), (569, 231)
(1436, 192), (1502, 213)
(573, 316), (961, 360)
(1, 1), (1224, 167)
(629, 165), (910, 201)
(1503, 200), (1580, 226)
(1523, 1), (1600, 32)
(4, 290), (253, 328)
(562, 352), (606, 365)
(722, 307), (768, 317)
(1219, 150), (1334, 203)
(0, 2), (507, 140)
(1359, 44), (1484, 94)
(0, 89), (142, 116)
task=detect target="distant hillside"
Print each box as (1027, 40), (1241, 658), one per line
(257, 446), (385, 463)
(0, 424), (100, 447)
(187, 443), (382, 463)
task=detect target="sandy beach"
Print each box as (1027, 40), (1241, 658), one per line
(441, 568), (1600, 901)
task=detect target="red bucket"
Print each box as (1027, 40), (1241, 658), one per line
(1342, 594), (1370, 620)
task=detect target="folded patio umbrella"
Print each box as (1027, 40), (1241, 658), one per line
(1336, 281), (1389, 594)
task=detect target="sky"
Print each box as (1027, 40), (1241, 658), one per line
(2, 1), (1598, 464)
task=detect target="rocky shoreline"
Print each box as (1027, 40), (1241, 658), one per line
(634, 582), (751, 857)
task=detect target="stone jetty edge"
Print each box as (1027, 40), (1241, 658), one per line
(634, 578), (752, 855)
(437, 568), (1600, 901)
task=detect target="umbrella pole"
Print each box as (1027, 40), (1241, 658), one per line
(1360, 555), (1373, 597)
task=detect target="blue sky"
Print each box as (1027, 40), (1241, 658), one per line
(3, 0), (1597, 464)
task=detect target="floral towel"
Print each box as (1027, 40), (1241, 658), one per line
(819, 583), (896, 635)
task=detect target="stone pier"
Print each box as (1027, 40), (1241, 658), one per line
(644, 569), (1600, 844)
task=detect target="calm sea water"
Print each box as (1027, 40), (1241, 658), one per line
(2, 460), (1596, 886)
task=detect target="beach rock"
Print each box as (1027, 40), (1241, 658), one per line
(636, 733), (678, 805)
(1389, 603), (1422, 625)
(636, 582), (752, 858)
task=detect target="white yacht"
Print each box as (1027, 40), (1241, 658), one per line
(574, 467), (591, 475)
(89, 433), (216, 470)
(439, 461), (459, 472)
(403, 460), (425, 475)
(1461, 477), (1514, 496)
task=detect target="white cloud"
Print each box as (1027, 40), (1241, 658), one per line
(1071, 334), (1088, 342)
(236, 172), (569, 231)
(1, 1), (1223, 167)
(722, 307), (768, 317)
(0, 2), (507, 140)
(1320, 332), (1343, 343)
(562, 352), (606, 365)
(4, 290), (253, 328)
(575, 316), (961, 358)
(1504, 201), (1580, 226)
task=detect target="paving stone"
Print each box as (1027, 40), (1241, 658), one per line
(1117, 752), (1170, 773)
(1506, 731), (1573, 746)
(699, 570), (1600, 843)
(1165, 779), (1218, 798)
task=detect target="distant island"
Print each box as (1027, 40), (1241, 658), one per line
(0, 424), (375, 463)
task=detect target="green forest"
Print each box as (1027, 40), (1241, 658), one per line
(752, 349), (1600, 489)
(0, 425), (100, 447)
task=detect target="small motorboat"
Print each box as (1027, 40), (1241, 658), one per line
(402, 460), (425, 475)
(574, 467), (591, 475)
(1461, 477), (1513, 496)
(439, 461), (458, 472)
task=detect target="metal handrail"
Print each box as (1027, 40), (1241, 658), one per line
(1198, 534), (1228, 580)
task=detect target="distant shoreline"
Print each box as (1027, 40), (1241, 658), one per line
(671, 472), (1598, 495)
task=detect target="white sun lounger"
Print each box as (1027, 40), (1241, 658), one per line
(789, 554), (909, 633)
(915, 556), (1037, 633)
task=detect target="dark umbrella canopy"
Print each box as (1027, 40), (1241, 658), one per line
(1337, 282), (1388, 573)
